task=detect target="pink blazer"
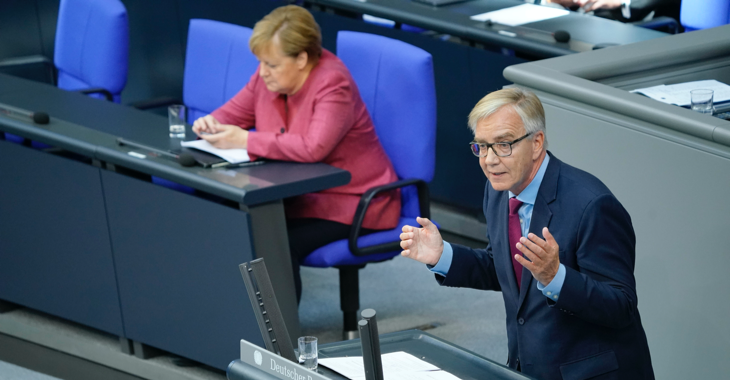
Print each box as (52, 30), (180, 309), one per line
(211, 49), (401, 230)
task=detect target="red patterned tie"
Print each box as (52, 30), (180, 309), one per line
(508, 198), (524, 289)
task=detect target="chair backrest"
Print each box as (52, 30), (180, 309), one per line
(183, 19), (258, 122)
(337, 31), (436, 218)
(680, 0), (730, 31)
(54, 0), (129, 102)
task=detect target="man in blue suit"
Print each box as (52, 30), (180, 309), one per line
(400, 88), (654, 379)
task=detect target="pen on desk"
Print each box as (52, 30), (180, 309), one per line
(116, 137), (179, 159)
(211, 160), (265, 169)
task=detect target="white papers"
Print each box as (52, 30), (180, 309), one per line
(630, 80), (730, 107)
(180, 139), (250, 164)
(318, 351), (462, 380)
(470, 4), (569, 26)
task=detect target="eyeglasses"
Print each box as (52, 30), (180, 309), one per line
(469, 132), (533, 157)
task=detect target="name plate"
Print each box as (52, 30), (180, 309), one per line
(240, 339), (330, 380)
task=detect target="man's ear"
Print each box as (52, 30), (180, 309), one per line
(533, 131), (545, 158)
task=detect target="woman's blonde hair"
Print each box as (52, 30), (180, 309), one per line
(249, 5), (322, 65)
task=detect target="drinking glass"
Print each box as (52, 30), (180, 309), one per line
(691, 89), (714, 114)
(297, 336), (318, 370)
(168, 104), (186, 138)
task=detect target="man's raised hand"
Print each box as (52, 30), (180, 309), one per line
(399, 217), (444, 266)
(515, 227), (560, 286)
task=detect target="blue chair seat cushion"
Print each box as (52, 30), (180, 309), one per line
(4, 133), (25, 144)
(302, 217), (438, 267)
(152, 176), (196, 194)
(4, 134), (52, 149)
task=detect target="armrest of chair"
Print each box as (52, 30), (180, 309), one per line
(75, 87), (114, 102)
(632, 16), (679, 34)
(0, 55), (52, 68)
(349, 178), (430, 257)
(127, 97), (181, 110)
(0, 55), (55, 84)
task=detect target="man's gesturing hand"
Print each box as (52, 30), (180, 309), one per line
(399, 217), (444, 266)
(515, 227), (560, 287)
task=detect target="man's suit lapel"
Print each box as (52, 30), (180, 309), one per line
(517, 153), (560, 311)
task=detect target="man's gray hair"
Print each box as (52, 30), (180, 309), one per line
(468, 87), (548, 149)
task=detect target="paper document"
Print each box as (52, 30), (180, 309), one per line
(631, 80), (730, 106)
(181, 139), (250, 164)
(470, 4), (569, 26)
(319, 351), (462, 380)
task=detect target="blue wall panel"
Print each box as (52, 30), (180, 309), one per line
(102, 170), (262, 370)
(0, 140), (124, 336)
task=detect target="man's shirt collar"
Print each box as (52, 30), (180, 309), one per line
(508, 153), (550, 205)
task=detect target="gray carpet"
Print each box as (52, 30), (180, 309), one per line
(298, 232), (508, 364)
(0, 361), (61, 380)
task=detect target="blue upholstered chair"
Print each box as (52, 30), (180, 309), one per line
(1, 0), (128, 144)
(145, 19), (257, 192)
(681, 0), (730, 31)
(55, 0), (129, 103)
(182, 19), (257, 122)
(302, 31), (437, 339)
(132, 19), (256, 116)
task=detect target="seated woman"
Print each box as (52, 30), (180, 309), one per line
(192, 5), (401, 302)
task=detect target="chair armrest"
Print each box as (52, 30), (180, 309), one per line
(0, 55), (55, 85)
(632, 16), (679, 34)
(127, 97), (181, 110)
(0, 55), (52, 68)
(75, 87), (114, 102)
(349, 178), (430, 256)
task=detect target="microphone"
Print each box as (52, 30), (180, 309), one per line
(481, 19), (571, 44)
(553, 30), (571, 43)
(592, 42), (619, 50)
(178, 153), (197, 167)
(117, 137), (180, 160)
(32, 112), (50, 124)
(0, 105), (50, 125)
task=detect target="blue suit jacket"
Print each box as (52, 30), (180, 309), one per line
(440, 153), (654, 380)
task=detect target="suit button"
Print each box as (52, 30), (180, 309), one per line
(280, 128), (285, 133)
(518, 318), (525, 325)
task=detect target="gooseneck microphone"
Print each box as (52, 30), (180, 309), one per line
(0, 104), (50, 125)
(481, 19), (571, 44)
(116, 138), (201, 167)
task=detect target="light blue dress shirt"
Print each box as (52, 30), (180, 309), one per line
(431, 154), (566, 301)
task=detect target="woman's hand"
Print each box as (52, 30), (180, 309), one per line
(193, 115), (249, 149)
(192, 115), (223, 135)
(576, 0), (622, 12)
(198, 123), (249, 149)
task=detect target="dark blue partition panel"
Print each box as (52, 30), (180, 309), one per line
(0, 140), (124, 336)
(101, 170), (262, 370)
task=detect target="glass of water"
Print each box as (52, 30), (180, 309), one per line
(691, 89), (714, 115)
(168, 104), (186, 138)
(298, 336), (318, 370)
